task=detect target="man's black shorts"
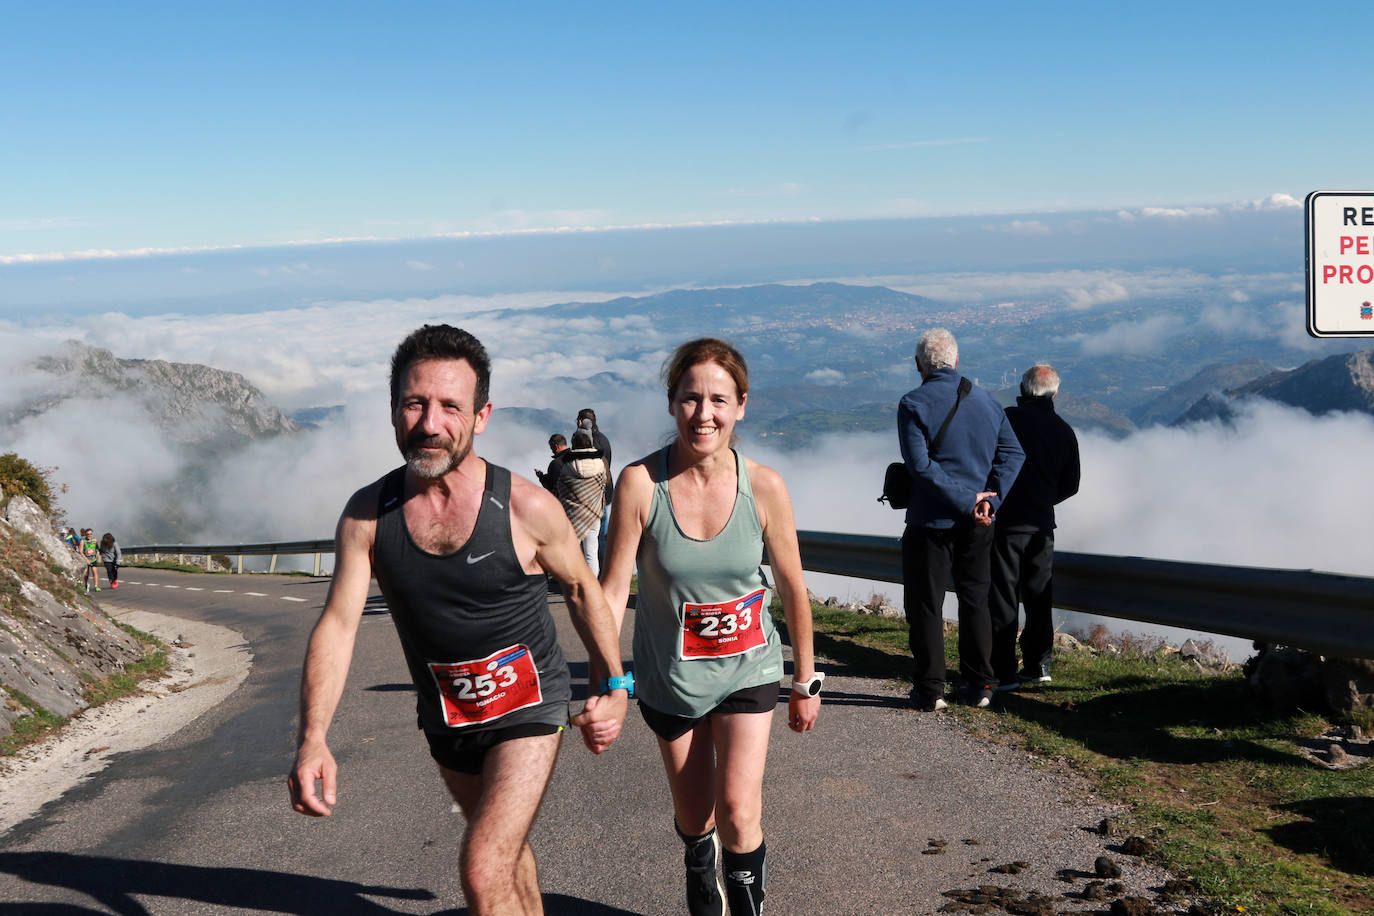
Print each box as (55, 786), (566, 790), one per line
(424, 721), (564, 775)
(638, 681), (779, 742)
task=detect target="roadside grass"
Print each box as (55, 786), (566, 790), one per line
(789, 603), (1374, 916)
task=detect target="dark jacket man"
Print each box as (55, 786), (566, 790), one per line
(989, 364), (1080, 687)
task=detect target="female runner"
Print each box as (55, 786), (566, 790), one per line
(598, 337), (821, 915)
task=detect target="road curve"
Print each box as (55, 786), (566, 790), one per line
(0, 568), (1190, 914)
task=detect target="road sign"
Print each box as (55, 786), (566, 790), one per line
(1306, 190), (1374, 337)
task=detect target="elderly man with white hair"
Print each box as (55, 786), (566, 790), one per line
(988, 363), (1080, 691)
(897, 328), (1024, 711)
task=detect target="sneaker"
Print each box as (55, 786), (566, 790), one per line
(1019, 665), (1052, 684)
(908, 689), (948, 712)
(94, 586), (101, 592)
(680, 826), (725, 916)
(956, 685), (993, 708)
(995, 678), (1021, 693)
(111, 581), (119, 589)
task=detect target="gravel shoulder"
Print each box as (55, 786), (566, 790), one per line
(0, 604), (253, 836)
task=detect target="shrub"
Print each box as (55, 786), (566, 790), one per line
(0, 453), (63, 515)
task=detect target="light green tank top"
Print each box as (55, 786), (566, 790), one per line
(632, 446), (782, 717)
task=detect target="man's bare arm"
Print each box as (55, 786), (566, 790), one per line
(287, 485), (377, 816)
(510, 475), (628, 753)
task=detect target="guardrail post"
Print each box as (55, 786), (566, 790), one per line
(269, 554), (278, 574)
(237, 554), (243, 574)
(313, 553), (321, 577)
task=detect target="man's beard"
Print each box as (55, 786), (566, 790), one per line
(400, 431), (470, 479)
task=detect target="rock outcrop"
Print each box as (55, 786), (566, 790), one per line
(17, 340), (298, 447)
(0, 495), (145, 742)
(1244, 644), (1374, 716)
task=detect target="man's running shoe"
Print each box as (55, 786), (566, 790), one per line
(995, 677), (1021, 692)
(1019, 665), (1052, 683)
(111, 581), (119, 588)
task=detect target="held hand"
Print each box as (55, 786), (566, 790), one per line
(973, 491), (997, 527)
(787, 692), (820, 733)
(288, 740), (338, 817)
(571, 690), (628, 754)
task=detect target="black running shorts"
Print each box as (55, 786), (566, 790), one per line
(638, 681), (780, 742)
(424, 721), (564, 775)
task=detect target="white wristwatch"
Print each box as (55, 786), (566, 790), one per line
(791, 672), (825, 697)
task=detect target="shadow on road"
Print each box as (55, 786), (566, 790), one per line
(0, 852), (434, 915)
(0, 851), (648, 915)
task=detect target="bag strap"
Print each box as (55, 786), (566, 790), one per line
(928, 376), (973, 453)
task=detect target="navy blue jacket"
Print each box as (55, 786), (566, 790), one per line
(996, 395), (1080, 532)
(897, 367), (1025, 528)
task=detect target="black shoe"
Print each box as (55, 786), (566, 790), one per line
(908, 689), (948, 712)
(1018, 665), (1052, 684)
(955, 685), (993, 708)
(679, 825), (725, 916)
(994, 677), (1021, 693)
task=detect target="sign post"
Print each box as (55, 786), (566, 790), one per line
(1306, 190), (1374, 337)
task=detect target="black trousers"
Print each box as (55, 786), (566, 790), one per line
(988, 529), (1056, 680)
(901, 522), (995, 700)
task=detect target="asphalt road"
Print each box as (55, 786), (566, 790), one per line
(0, 568), (1190, 914)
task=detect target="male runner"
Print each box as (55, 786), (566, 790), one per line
(289, 324), (629, 916)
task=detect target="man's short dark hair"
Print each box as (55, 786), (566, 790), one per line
(577, 408), (596, 425)
(389, 324), (492, 411)
(549, 433), (567, 450)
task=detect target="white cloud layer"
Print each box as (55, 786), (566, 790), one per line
(2, 278), (1368, 603)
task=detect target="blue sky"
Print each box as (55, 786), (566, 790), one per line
(3, 1), (1368, 262)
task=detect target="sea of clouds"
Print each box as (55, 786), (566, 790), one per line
(2, 267), (1369, 608)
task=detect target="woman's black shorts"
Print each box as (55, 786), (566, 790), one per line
(638, 681), (780, 742)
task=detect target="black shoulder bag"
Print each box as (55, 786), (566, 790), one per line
(879, 376), (973, 509)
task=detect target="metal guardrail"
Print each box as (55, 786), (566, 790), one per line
(123, 540), (333, 576)
(125, 531), (1374, 658)
(793, 530), (1374, 659)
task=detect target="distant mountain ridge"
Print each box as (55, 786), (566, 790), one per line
(21, 341), (298, 446)
(1230, 350), (1374, 414)
(1171, 350), (1374, 426)
(1131, 357), (1277, 427)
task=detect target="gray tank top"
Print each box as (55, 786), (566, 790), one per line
(632, 446), (782, 717)
(373, 463), (570, 733)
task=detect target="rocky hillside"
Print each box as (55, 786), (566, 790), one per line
(0, 493), (146, 743)
(17, 340), (298, 446)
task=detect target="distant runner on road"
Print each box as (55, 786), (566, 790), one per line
(288, 324), (631, 916)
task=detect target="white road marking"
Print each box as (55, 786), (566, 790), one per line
(213, 589), (233, 593)
(282, 596), (307, 603)
(245, 592), (267, 597)
(163, 585), (179, 589)
(185, 587), (204, 591)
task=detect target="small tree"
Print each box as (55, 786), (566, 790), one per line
(0, 453), (63, 515)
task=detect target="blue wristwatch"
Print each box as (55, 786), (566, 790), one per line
(599, 672), (635, 696)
